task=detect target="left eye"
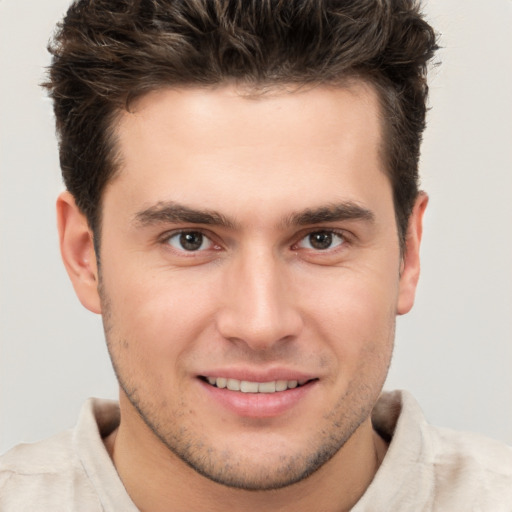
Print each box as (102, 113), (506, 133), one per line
(166, 231), (214, 252)
(297, 231), (345, 251)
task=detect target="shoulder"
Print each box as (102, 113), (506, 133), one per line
(1, 428), (76, 474)
(430, 422), (512, 472)
(368, 390), (512, 510)
(0, 431), (101, 511)
(0, 400), (113, 511)
(427, 423), (512, 507)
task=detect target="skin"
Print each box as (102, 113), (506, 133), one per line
(58, 82), (427, 512)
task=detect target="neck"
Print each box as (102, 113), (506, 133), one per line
(105, 402), (387, 512)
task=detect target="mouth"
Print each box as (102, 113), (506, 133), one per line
(198, 373), (319, 417)
(200, 376), (315, 393)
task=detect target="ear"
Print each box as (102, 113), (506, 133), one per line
(57, 191), (102, 314)
(397, 192), (428, 315)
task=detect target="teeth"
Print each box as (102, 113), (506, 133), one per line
(206, 377), (307, 393)
(275, 380), (287, 392)
(258, 381), (276, 393)
(227, 378), (240, 391)
(240, 381), (259, 393)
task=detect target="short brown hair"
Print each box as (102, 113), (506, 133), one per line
(44, 0), (438, 247)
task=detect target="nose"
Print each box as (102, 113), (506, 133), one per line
(216, 247), (303, 351)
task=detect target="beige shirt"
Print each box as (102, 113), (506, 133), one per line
(1, 391), (511, 511)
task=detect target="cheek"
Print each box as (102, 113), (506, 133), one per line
(299, 265), (398, 362)
(100, 264), (220, 370)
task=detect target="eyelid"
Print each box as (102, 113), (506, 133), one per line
(158, 228), (221, 252)
(156, 226), (352, 254)
(291, 228), (351, 248)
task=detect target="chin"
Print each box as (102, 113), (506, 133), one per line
(177, 449), (332, 491)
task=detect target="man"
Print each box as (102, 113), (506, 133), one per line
(1, 0), (511, 510)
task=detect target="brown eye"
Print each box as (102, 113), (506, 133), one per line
(298, 231), (344, 251)
(167, 231), (211, 251)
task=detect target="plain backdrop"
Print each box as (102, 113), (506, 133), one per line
(1, 0), (511, 454)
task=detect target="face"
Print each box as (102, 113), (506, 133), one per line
(60, 83), (424, 490)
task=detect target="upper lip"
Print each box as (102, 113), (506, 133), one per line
(197, 367), (318, 383)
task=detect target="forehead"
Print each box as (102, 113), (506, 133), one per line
(106, 82), (390, 226)
(120, 81), (382, 152)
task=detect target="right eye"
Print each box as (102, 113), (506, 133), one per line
(165, 231), (215, 252)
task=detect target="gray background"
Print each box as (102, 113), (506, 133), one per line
(1, 0), (511, 453)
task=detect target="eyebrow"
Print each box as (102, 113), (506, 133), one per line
(134, 201), (238, 229)
(283, 202), (375, 227)
(134, 200), (374, 230)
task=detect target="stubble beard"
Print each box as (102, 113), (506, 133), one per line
(99, 282), (393, 491)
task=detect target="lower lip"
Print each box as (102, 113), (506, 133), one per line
(199, 379), (316, 418)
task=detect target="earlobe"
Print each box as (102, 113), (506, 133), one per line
(397, 192), (428, 315)
(57, 191), (102, 314)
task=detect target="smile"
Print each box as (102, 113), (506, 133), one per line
(203, 376), (310, 393)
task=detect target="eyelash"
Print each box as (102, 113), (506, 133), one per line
(292, 229), (347, 252)
(159, 229), (220, 254)
(159, 228), (350, 255)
